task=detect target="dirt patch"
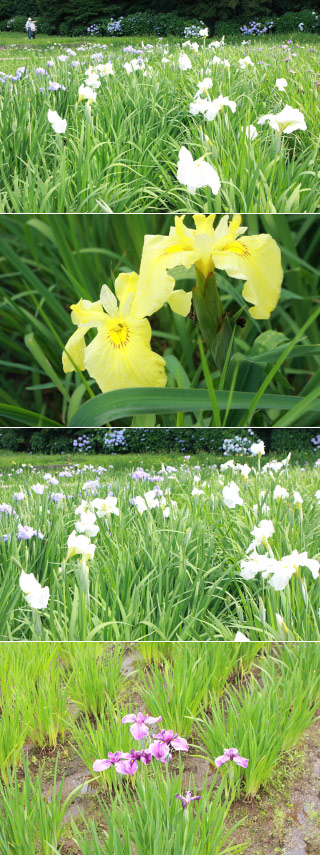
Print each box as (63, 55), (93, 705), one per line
(282, 724), (320, 855)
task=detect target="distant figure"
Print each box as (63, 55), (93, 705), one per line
(25, 17), (37, 39)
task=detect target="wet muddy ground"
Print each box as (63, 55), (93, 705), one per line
(12, 648), (320, 855)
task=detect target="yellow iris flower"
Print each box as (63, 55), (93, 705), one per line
(138, 214), (283, 320)
(62, 271), (191, 392)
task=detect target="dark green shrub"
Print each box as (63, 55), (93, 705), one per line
(30, 429), (75, 454)
(269, 429), (315, 456)
(6, 14), (27, 30)
(102, 428), (258, 455)
(59, 21), (86, 35)
(274, 7), (319, 31)
(0, 430), (26, 452)
(214, 18), (243, 36)
(98, 11), (206, 36)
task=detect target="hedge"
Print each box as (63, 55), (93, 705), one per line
(0, 428), (318, 456)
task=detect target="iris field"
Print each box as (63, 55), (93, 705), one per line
(1, 213), (320, 429)
(0, 32), (319, 212)
(0, 641), (319, 855)
(1, 448), (319, 640)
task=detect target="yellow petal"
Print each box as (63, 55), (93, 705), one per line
(211, 234), (283, 319)
(100, 285), (118, 317)
(135, 234), (198, 318)
(115, 272), (139, 314)
(83, 317), (167, 392)
(193, 213), (216, 234)
(167, 289), (192, 316)
(62, 325), (92, 373)
(70, 298), (106, 327)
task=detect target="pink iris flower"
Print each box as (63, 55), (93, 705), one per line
(215, 747), (249, 768)
(94, 748), (152, 775)
(122, 711), (162, 741)
(148, 729), (189, 761)
(93, 752), (123, 771)
(115, 757), (139, 776)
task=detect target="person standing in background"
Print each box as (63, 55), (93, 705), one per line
(25, 17), (37, 39)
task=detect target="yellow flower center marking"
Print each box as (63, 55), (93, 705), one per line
(109, 322), (129, 348)
(226, 242), (251, 257)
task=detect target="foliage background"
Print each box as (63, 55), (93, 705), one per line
(1, 0), (320, 33)
(0, 427), (317, 455)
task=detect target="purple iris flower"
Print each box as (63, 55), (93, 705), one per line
(122, 711), (162, 740)
(215, 747), (249, 768)
(31, 483), (45, 495)
(18, 524), (36, 540)
(93, 751), (123, 771)
(0, 503), (12, 514)
(149, 729), (189, 761)
(132, 468), (150, 480)
(128, 749), (153, 766)
(175, 790), (201, 809)
(49, 81), (67, 91)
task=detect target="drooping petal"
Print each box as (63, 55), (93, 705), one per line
(170, 736), (189, 752)
(115, 758), (139, 775)
(211, 233), (283, 319)
(70, 298), (106, 327)
(148, 740), (170, 761)
(93, 758), (113, 771)
(233, 754), (249, 768)
(167, 289), (192, 316)
(144, 715), (162, 725)
(62, 325), (92, 372)
(19, 570), (38, 594)
(122, 714), (137, 724)
(83, 318), (167, 392)
(215, 753), (231, 767)
(135, 233), (198, 319)
(130, 721), (149, 740)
